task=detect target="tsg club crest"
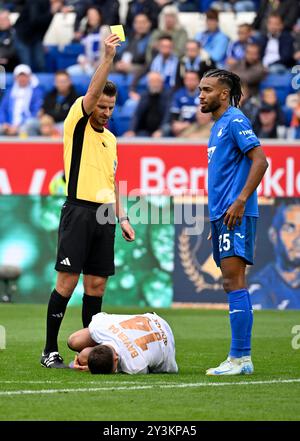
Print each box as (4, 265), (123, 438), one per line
(207, 146), (216, 163)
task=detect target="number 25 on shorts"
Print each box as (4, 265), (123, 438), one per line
(219, 233), (231, 252)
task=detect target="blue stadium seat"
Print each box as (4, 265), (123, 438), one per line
(109, 104), (132, 136)
(295, 127), (300, 139)
(56, 44), (85, 70)
(281, 105), (293, 127)
(199, 0), (214, 12)
(260, 73), (294, 105)
(108, 73), (130, 105)
(36, 74), (55, 94)
(70, 74), (91, 96)
(44, 45), (59, 73)
(135, 74), (148, 96)
(4, 73), (13, 89)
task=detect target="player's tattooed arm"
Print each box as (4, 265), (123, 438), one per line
(224, 146), (268, 230)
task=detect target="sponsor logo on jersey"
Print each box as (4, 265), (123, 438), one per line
(239, 129), (253, 136)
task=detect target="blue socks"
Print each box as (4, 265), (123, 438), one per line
(243, 291), (253, 357)
(228, 289), (253, 358)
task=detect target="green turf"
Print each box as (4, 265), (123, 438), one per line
(0, 304), (300, 421)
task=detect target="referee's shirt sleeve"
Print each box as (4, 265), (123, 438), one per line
(229, 116), (260, 154)
(64, 96), (88, 137)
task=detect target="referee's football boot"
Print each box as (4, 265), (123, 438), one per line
(206, 356), (254, 376)
(41, 351), (68, 368)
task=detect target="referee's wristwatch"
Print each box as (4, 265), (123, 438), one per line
(118, 216), (130, 224)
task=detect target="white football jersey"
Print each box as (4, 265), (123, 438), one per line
(88, 312), (178, 375)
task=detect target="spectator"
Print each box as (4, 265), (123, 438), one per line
(290, 92), (300, 139)
(114, 14), (152, 75)
(226, 23), (255, 68)
(68, 7), (110, 75)
(91, 0), (120, 26)
(70, 0), (120, 33)
(60, 1), (91, 35)
(39, 114), (61, 138)
(176, 39), (215, 88)
(126, 0), (160, 31)
(14, 0), (62, 72)
(180, 108), (213, 138)
(230, 1), (257, 12)
(260, 12), (294, 73)
(124, 72), (172, 137)
(0, 64), (43, 136)
(150, 35), (179, 88)
(293, 18), (300, 63)
(177, 0), (200, 12)
(24, 70), (79, 135)
(155, 0), (174, 8)
(230, 42), (265, 97)
(0, 1), (25, 13)
(195, 9), (229, 67)
(253, 0), (299, 33)
(253, 103), (282, 139)
(260, 87), (285, 125)
(240, 82), (261, 124)
(42, 70), (79, 121)
(210, 0), (257, 12)
(146, 5), (188, 63)
(169, 70), (200, 137)
(0, 9), (18, 71)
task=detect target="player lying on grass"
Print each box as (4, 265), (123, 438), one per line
(67, 312), (178, 374)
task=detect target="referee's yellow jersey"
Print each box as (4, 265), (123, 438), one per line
(63, 97), (118, 204)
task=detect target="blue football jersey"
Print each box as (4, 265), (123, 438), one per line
(207, 106), (260, 221)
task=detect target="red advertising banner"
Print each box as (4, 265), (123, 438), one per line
(0, 140), (300, 196)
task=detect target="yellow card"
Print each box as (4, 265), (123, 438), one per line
(110, 25), (126, 41)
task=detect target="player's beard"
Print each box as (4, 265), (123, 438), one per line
(201, 99), (221, 114)
(276, 237), (300, 270)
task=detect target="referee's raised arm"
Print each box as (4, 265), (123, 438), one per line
(82, 33), (121, 115)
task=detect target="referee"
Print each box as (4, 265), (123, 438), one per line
(41, 34), (135, 369)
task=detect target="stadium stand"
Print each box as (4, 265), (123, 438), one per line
(0, 1), (298, 139)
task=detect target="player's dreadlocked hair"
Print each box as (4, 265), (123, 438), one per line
(203, 69), (243, 107)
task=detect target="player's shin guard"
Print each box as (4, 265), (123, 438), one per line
(243, 291), (253, 356)
(44, 289), (70, 353)
(228, 289), (251, 358)
(82, 294), (102, 328)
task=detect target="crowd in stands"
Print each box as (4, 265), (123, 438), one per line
(0, 0), (299, 139)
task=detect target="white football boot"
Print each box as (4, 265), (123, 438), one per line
(206, 356), (254, 376)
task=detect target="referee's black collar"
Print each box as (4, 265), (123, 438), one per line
(90, 123), (104, 133)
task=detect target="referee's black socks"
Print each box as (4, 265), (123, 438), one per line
(44, 289), (70, 354)
(82, 294), (103, 328)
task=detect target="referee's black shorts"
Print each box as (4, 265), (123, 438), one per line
(55, 198), (116, 277)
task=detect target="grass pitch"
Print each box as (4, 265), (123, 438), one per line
(0, 304), (300, 421)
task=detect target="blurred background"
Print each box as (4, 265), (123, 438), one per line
(0, 0), (300, 310)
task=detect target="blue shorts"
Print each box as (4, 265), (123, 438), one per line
(211, 215), (257, 267)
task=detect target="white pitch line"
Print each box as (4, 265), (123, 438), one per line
(1, 378), (300, 397)
(0, 380), (158, 385)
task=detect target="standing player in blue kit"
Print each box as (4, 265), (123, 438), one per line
(199, 69), (268, 375)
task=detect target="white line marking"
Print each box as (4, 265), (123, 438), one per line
(1, 378), (300, 396)
(0, 380), (153, 385)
